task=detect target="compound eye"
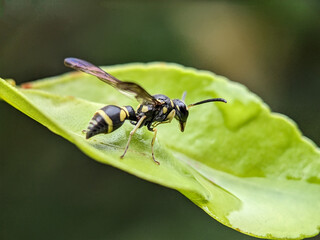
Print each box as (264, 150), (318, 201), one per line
(177, 104), (188, 122)
(180, 105), (188, 118)
(173, 99), (189, 122)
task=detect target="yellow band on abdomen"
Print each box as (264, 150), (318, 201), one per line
(96, 110), (113, 133)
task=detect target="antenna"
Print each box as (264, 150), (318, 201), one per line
(181, 91), (187, 102)
(187, 98), (227, 109)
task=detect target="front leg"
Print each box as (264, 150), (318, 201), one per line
(150, 109), (176, 129)
(147, 123), (154, 132)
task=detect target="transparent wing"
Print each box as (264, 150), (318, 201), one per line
(64, 58), (159, 105)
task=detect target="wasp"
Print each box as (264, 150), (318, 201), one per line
(64, 58), (227, 164)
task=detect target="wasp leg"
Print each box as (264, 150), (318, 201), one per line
(120, 115), (146, 159)
(151, 128), (160, 165)
(129, 120), (137, 126)
(147, 123), (154, 131)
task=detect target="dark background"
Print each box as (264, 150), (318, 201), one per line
(1, 1), (319, 239)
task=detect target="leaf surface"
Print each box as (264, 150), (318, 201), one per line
(1, 63), (319, 239)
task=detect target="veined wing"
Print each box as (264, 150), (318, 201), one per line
(64, 58), (159, 105)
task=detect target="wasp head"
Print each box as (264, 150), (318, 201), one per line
(173, 92), (227, 132)
(172, 99), (189, 132)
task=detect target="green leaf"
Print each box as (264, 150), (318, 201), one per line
(1, 63), (319, 239)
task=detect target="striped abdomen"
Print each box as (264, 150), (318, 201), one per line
(86, 105), (136, 139)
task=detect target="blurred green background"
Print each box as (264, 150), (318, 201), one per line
(1, 1), (319, 239)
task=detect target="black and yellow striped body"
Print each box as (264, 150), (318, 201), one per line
(65, 57), (227, 164)
(135, 94), (176, 130)
(86, 105), (136, 139)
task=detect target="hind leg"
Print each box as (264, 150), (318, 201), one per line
(151, 128), (160, 165)
(120, 115), (146, 159)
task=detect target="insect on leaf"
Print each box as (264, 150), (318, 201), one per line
(0, 63), (319, 240)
